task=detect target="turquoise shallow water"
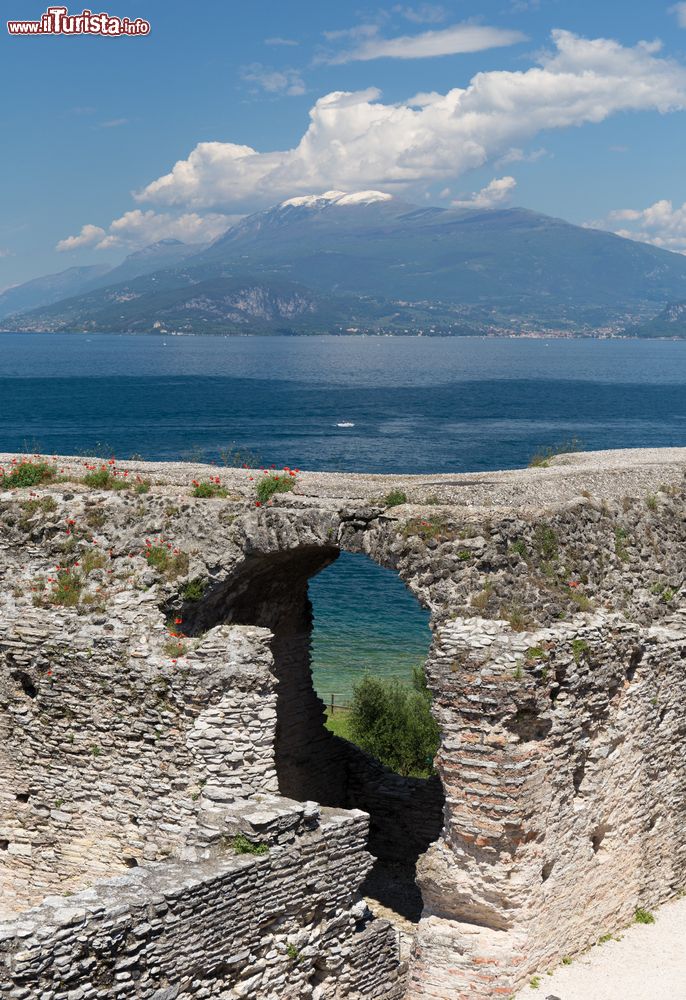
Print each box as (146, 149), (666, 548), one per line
(1, 332), (685, 697)
(309, 552), (431, 703)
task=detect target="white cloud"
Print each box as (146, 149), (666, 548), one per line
(669, 3), (686, 27)
(405, 90), (444, 106)
(589, 198), (686, 253)
(57, 211), (235, 252)
(56, 223), (107, 251)
(323, 23), (379, 42)
(241, 64), (306, 97)
(127, 32), (686, 215)
(98, 118), (129, 128)
(511, 0), (541, 10)
(497, 146), (548, 164)
(452, 175), (517, 208)
(393, 4), (447, 24)
(264, 36), (299, 46)
(324, 22), (526, 64)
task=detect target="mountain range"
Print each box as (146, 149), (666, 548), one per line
(3, 191), (686, 337)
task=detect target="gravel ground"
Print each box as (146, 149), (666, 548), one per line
(1, 447), (685, 511)
(513, 895), (686, 1000)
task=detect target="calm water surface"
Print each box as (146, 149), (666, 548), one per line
(2, 332), (684, 697)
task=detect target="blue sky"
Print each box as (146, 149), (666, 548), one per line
(2, 0), (686, 287)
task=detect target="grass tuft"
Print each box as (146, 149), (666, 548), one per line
(231, 834), (269, 856)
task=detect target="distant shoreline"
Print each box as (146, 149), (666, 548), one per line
(1, 329), (685, 341)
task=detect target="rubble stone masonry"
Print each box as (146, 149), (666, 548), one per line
(0, 447), (684, 998)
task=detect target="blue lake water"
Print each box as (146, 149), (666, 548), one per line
(1, 332), (685, 697)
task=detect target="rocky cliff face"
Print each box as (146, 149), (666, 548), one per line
(0, 448), (684, 998)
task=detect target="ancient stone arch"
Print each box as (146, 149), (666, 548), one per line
(1, 449), (685, 998)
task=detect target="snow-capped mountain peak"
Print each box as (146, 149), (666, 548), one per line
(279, 190), (393, 210)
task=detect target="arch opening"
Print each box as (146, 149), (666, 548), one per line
(309, 551), (445, 927)
(177, 542), (446, 930)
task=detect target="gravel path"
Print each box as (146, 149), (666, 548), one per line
(513, 896), (686, 1000)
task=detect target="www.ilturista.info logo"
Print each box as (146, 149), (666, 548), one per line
(7, 6), (150, 35)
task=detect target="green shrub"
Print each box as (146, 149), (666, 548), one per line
(348, 668), (439, 778)
(163, 639), (187, 658)
(19, 495), (57, 528)
(191, 480), (228, 499)
(528, 438), (583, 468)
(181, 577), (208, 602)
(470, 583), (493, 611)
(570, 591), (592, 612)
(51, 569), (83, 607)
(533, 525), (558, 561)
(571, 638), (590, 663)
(503, 603), (530, 632)
(255, 474), (296, 503)
(402, 516), (456, 542)
(82, 469), (129, 490)
(634, 907), (655, 925)
(5, 461), (56, 488)
(286, 944), (301, 963)
(144, 544), (189, 580)
(614, 526), (630, 562)
(81, 549), (107, 574)
(384, 489), (407, 507)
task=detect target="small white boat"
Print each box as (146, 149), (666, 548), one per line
(336, 422), (355, 428)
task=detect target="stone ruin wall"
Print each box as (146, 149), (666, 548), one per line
(0, 451), (685, 998)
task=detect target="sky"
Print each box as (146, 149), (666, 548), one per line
(2, 0), (686, 288)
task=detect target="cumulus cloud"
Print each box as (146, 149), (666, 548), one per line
(56, 223), (107, 251)
(323, 21), (526, 64)
(57, 211), (235, 252)
(452, 176), (517, 208)
(669, 3), (686, 27)
(589, 198), (686, 253)
(128, 32), (686, 214)
(241, 64), (306, 97)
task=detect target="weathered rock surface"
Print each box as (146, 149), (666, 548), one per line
(0, 447), (684, 998)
